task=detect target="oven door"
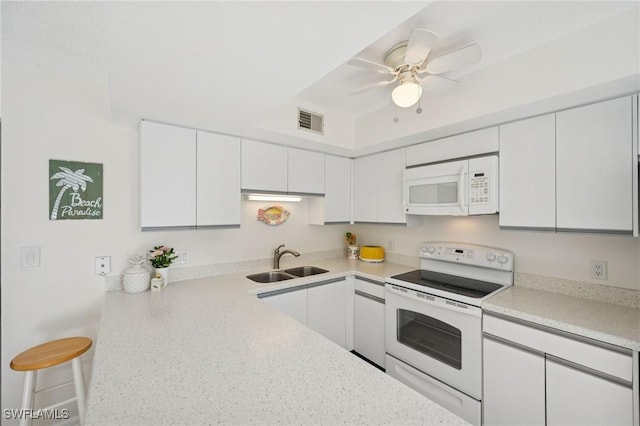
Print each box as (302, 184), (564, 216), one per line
(403, 160), (468, 216)
(385, 283), (482, 399)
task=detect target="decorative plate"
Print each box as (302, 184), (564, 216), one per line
(257, 205), (290, 226)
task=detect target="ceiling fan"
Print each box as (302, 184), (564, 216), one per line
(349, 29), (482, 109)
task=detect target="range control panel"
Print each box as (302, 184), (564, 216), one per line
(420, 242), (514, 271)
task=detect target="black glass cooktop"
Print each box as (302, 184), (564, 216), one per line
(390, 269), (503, 298)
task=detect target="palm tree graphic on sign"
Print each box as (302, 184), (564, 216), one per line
(50, 167), (94, 220)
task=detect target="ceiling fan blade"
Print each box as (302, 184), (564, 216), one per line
(404, 29), (438, 66)
(348, 58), (394, 74)
(420, 75), (459, 93)
(425, 43), (482, 75)
(350, 77), (397, 95)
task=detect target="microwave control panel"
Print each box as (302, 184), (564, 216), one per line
(469, 171), (490, 204)
(468, 155), (499, 215)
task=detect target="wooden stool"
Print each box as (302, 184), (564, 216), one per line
(10, 337), (92, 426)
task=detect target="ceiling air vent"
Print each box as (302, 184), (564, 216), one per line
(298, 108), (324, 135)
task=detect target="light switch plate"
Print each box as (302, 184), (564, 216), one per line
(20, 246), (41, 268)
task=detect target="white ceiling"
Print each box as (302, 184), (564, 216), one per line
(3, 1), (639, 152)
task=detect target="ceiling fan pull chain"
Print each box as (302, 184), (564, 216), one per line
(416, 99), (423, 114)
(393, 107), (400, 123)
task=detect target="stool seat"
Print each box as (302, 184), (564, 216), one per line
(10, 337), (92, 371)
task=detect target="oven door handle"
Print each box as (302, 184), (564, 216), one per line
(387, 285), (482, 318)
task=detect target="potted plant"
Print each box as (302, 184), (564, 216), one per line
(345, 232), (359, 260)
(149, 245), (178, 287)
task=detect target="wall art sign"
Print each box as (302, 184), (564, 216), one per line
(49, 159), (103, 220)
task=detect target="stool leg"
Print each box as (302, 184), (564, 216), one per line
(19, 370), (36, 426)
(71, 358), (87, 426)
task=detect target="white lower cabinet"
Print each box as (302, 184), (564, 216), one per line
(483, 313), (634, 426)
(259, 278), (347, 348)
(353, 278), (385, 369)
(307, 280), (346, 347)
(546, 356), (633, 426)
(483, 336), (545, 426)
(260, 286), (307, 325)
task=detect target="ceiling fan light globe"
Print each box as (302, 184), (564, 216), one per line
(392, 83), (422, 108)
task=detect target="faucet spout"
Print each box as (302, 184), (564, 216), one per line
(273, 244), (300, 269)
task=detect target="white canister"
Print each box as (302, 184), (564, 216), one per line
(123, 255), (151, 293)
(347, 246), (360, 260)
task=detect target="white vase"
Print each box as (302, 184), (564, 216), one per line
(155, 267), (169, 288)
(123, 255), (151, 293)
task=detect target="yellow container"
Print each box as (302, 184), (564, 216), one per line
(359, 246), (385, 263)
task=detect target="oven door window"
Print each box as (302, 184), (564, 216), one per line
(397, 309), (462, 370)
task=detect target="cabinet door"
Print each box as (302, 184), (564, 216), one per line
(139, 121), (196, 229)
(324, 155), (352, 223)
(196, 131), (241, 227)
(288, 148), (325, 194)
(499, 114), (556, 230)
(406, 127), (499, 166)
(260, 288), (307, 325)
(354, 291), (385, 368)
(307, 280), (346, 348)
(482, 336), (545, 426)
(353, 155), (378, 222)
(377, 149), (407, 223)
(556, 97), (633, 233)
(241, 139), (287, 192)
(546, 357), (633, 426)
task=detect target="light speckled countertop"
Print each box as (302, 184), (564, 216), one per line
(85, 259), (468, 425)
(483, 286), (640, 351)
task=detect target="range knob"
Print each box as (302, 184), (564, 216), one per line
(485, 252), (496, 262)
(497, 254), (509, 264)
(427, 246), (436, 254)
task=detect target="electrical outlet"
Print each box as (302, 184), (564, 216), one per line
(387, 239), (395, 252)
(95, 256), (111, 276)
(590, 260), (608, 280)
(174, 251), (190, 264)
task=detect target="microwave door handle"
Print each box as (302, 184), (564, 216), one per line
(458, 166), (466, 212)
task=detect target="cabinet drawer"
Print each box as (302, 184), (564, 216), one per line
(483, 314), (632, 382)
(354, 277), (385, 300)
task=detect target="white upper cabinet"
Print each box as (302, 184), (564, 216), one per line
(140, 121), (242, 230)
(353, 154), (379, 223)
(499, 114), (556, 230)
(287, 148), (325, 194)
(406, 127), (499, 166)
(196, 131), (241, 227)
(241, 139), (287, 192)
(556, 96), (635, 234)
(378, 149), (408, 223)
(310, 155), (351, 224)
(241, 140), (325, 195)
(354, 149), (418, 225)
(140, 121), (197, 229)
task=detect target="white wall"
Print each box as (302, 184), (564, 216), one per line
(0, 52), (348, 418)
(354, 8), (640, 153)
(354, 215), (640, 291)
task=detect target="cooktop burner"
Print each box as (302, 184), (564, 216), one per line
(390, 269), (503, 299)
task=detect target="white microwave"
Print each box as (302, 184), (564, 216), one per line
(403, 155), (499, 216)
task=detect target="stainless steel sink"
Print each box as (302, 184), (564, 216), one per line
(283, 266), (329, 277)
(246, 266), (329, 283)
(246, 271), (295, 283)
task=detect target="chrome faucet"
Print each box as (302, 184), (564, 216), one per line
(273, 244), (300, 269)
